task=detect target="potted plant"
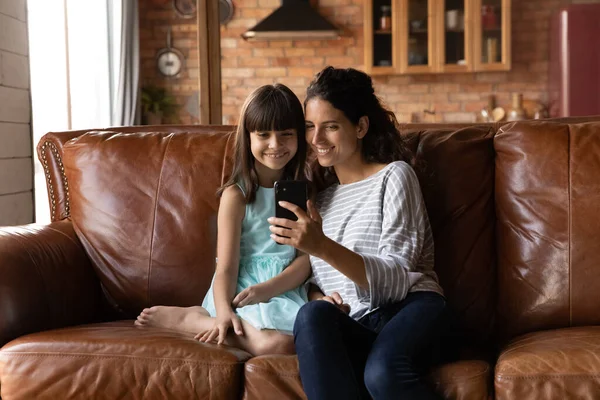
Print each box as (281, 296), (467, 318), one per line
(141, 85), (179, 125)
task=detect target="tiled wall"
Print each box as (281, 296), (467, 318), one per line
(0, 0), (33, 226)
(140, 0), (589, 125)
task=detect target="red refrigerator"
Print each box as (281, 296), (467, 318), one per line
(549, 4), (600, 118)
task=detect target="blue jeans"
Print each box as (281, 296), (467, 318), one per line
(293, 291), (447, 400)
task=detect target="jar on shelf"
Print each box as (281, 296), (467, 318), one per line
(379, 5), (391, 31)
(481, 5), (498, 30)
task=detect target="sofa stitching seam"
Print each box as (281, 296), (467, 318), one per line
(0, 352), (242, 367)
(497, 374), (600, 380)
(245, 365), (299, 377)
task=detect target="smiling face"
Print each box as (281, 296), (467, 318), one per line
(305, 98), (367, 170)
(250, 129), (298, 177)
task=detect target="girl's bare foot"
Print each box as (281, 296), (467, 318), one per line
(135, 306), (295, 357)
(134, 306), (212, 334)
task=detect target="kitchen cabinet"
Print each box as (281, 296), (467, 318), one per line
(364, 0), (511, 75)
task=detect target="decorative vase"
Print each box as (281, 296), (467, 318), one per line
(146, 111), (163, 126)
(507, 93), (526, 121)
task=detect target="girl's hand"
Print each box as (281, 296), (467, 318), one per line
(231, 283), (272, 308)
(194, 310), (243, 344)
(268, 200), (327, 256)
(320, 291), (351, 315)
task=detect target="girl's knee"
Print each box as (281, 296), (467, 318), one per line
(255, 333), (295, 356)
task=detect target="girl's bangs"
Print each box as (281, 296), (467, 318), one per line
(245, 93), (300, 133)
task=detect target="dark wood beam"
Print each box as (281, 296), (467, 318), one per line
(197, 0), (222, 124)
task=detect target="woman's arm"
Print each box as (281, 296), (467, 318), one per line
(311, 237), (368, 288)
(269, 200), (369, 288)
(213, 185), (245, 315)
(270, 163), (432, 309)
(357, 164), (432, 308)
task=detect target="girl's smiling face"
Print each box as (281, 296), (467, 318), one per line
(250, 129), (298, 175)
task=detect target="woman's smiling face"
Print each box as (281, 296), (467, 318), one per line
(305, 98), (365, 169)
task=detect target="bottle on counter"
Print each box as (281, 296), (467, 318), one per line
(507, 93), (526, 121)
(480, 94), (495, 122)
(533, 104), (549, 120)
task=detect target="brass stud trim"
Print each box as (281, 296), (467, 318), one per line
(41, 141), (71, 220)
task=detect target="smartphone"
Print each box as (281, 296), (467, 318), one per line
(274, 180), (308, 222)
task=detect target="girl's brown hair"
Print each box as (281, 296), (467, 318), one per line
(219, 84), (308, 203)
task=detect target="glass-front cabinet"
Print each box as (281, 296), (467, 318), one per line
(437, 0), (471, 73)
(365, 0), (396, 75)
(399, 0), (436, 74)
(473, 0), (511, 71)
(364, 0), (511, 74)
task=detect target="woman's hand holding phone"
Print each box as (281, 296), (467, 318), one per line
(268, 199), (328, 257)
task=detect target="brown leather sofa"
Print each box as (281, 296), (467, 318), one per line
(1, 117), (600, 399)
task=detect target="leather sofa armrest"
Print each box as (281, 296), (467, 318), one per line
(0, 221), (104, 347)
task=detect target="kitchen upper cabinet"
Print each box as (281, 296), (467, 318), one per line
(473, 0), (511, 71)
(364, 0), (511, 75)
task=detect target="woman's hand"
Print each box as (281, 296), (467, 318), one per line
(320, 291), (351, 315)
(195, 309), (243, 344)
(268, 200), (328, 257)
(231, 283), (272, 308)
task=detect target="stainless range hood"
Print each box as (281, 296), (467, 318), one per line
(242, 0), (342, 41)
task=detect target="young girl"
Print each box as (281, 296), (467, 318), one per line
(135, 84), (310, 356)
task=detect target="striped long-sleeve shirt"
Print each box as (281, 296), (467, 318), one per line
(310, 161), (444, 320)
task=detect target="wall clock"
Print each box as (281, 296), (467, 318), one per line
(174, 0), (196, 19)
(156, 27), (184, 78)
(219, 0), (234, 25)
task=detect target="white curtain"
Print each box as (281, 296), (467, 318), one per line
(110, 0), (140, 126)
(28, 0), (139, 223)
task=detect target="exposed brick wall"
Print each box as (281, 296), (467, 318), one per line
(139, 1), (200, 124)
(140, 0), (582, 125)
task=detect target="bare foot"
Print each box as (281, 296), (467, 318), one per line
(134, 306), (212, 334)
(134, 306), (296, 357)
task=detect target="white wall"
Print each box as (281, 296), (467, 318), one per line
(0, 0), (34, 226)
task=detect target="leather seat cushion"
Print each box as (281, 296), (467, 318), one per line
(495, 326), (600, 399)
(0, 321), (251, 400)
(242, 355), (491, 400)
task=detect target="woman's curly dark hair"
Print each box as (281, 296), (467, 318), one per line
(305, 66), (414, 189)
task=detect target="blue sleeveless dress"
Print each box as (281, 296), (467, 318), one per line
(202, 185), (308, 333)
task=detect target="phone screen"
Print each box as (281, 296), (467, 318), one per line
(274, 180), (308, 222)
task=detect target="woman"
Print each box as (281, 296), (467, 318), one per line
(268, 66), (446, 399)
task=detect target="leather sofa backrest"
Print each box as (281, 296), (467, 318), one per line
(62, 129), (234, 316)
(59, 123), (500, 346)
(402, 125), (497, 347)
(38, 125), (235, 222)
(495, 120), (600, 341)
(45, 117), (600, 338)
